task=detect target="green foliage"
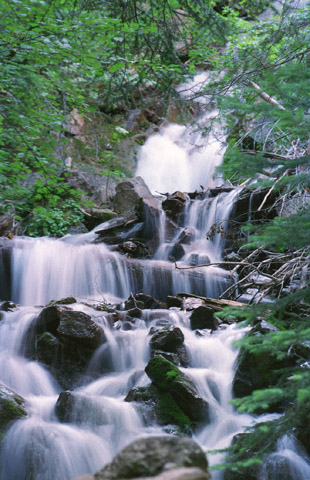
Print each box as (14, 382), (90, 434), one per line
(0, 0), (236, 236)
(26, 200), (84, 237)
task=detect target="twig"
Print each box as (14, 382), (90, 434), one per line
(257, 170), (288, 212)
(247, 80), (286, 111)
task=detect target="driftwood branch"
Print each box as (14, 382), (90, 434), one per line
(175, 260), (278, 281)
(257, 170), (288, 212)
(177, 293), (244, 311)
(247, 80), (286, 111)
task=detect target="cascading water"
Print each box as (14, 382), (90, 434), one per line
(0, 72), (309, 480)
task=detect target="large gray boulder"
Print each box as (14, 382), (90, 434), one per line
(30, 307), (105, 389)
(57, 310), (103, 349)
(113, 177), (161, 222)
(76, 467), (209, 480)
(94, 436), (208, 479)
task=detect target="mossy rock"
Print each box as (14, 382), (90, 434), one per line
(46, 297), (77, 307)
(126, 385), (191, 433)
(95, 436), (208, 480)
(0, 384), (27, 438)
(145, 356), (209, 424)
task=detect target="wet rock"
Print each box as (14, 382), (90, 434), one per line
(178, 228), (196, 245)
(94, 436), (208, 479)
(167, 296), (183, 309)
(150, 349), (188, 368)
(55, 391), (76, 422)
(35, 305), (66, 335)
(190, 306), (219, 331)
(149, 325), (184, 352)
(145, 356), (209, 423)
(0, 301), (17, 312)
(188, 253), (210, 267)
(57, 310), (104, 349)
(0, 384), (27, 436)
(46, 297), (77, 307)
(95, 215), (138, 236)
(163, 191), (187, 220)
(124, 293), (166, 310)
(169, 243), (187, 262)
(33, 308), (106, 389)
(0, 215), (13, 237)
(55, 391), (110, 425)
(36, 332), (60, 365)
(84, 208), (117, 229)
(165, 218), (180, 242)
(114, 177), (156, 217)
(132, 467), (210, 480)
(127, 307), (143, 318)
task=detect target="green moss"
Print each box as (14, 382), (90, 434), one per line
(130, 385), (158, 402)
(46, 297), (76, 306)
(0, 396), (27, 436)
(158, 393), (191, 430)
(145, 355), (184, 390)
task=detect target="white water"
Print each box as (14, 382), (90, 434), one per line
(136, 72), (224, 194)
(0, 73), (309, 480)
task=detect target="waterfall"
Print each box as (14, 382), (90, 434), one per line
(0, 72), (309, 480)
(136, 73), (224, 195)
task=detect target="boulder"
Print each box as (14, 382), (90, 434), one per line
(150, 349), (188, 368)
(66, 169), (117, 205)
(32, 308), (105, 389)
(36, 332), (60, 365)
(46, 297), (77, 307)
(55, 391), (76, 423)
(162, 192), (187, 220)
(124, 293), (166, 310)
(95, 215), (138, 236)
(113, 177), (157, 217)
(188, 254), (211, 267)
(84, 208), (117, 230)
(126, 384), (191, 431)
(0, 384), (27, 436)
(35, 305), (65, 335)
(77, 469), (209, 480)
(57, 310), (104, 349)
(190, 307), (219, 331)
(0, 215), (13, 237)
(132, 468), (209, 480)
(145, 356), (209, 423)
(169, 243), (187, 262)
(167, 296), (183, 309)
(0, 301), (16, 312)
(94, 436), (208, 479)
(149, 325), (184, 352)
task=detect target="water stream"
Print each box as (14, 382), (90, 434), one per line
(0, 73), (309, 480)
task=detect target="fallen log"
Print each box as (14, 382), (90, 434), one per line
(177, 293), (244, 312)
